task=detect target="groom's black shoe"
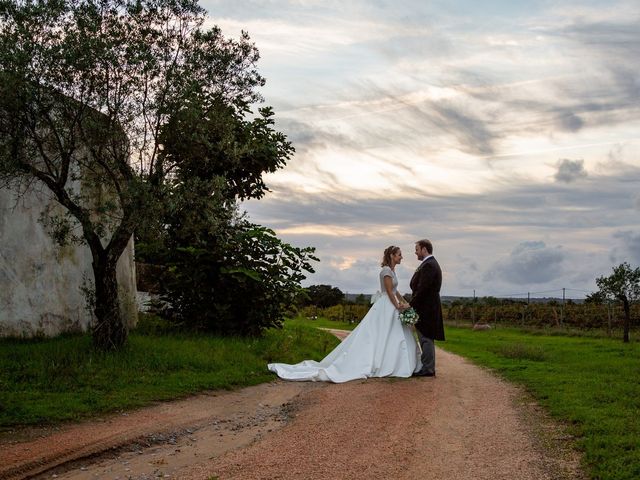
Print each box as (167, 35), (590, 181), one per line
(412, 371), (436, 377)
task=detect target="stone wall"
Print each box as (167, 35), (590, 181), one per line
(0, 187), (137, 337)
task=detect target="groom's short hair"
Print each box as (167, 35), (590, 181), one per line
(416, 239), (433, 254)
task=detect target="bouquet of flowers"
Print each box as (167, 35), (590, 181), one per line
(399, 307), (419, 326)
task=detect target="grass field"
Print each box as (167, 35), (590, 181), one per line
(439, 326), (640, 480)
(3, 315), (639, 480)
(286, 316), (357, 331)
(290, 317), (640, 479)
(0, 320), (340, 428)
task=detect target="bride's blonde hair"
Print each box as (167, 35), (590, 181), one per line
(381, 245), (400, 267)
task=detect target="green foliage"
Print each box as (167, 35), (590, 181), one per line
(596, 263), (640, 304)
(297, 304), (370, 324)
(287, 316), (357, 332)
(442, 326), (640, 480)
(299, 284), (345, 308)
(137, 148), (316, 337)
(353, 293), (369, 305)
(596, 262), (640, 342)
(162, 97), (292, 201)
(0, 0), (283, 349)
(0, 319), (339, 427)
(444, 302), (640, 331)
(158, 223), (317, 336)
(584, 291), (607, 304)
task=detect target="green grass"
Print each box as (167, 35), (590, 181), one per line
(6, 315), (638, 479)
(287, 316), (358, 331)
(0, 321), (340, 429)
(440, 326), (640, 480)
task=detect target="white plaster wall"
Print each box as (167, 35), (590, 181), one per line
(0, 187), (137, 337)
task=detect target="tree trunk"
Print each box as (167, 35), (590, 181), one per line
(622, 298), (630, 343)
(92, 258), (127, 350)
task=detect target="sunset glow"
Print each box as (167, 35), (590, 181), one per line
(205, 0), (640, 297)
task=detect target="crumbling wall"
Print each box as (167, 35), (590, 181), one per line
(0, 187), (137, 337)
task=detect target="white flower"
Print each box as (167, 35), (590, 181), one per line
(399, 307), (419, 325)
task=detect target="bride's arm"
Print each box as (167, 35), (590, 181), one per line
(383, 276), (401, 309)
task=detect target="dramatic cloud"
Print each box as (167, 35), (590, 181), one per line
(554, 159), (588, 183)
(245, 163), (640, 296)
(557, 112), (584, 132)
(611, 231), (640, 264)
(210, 1), (640, 297)
(484, 242), (565, 286)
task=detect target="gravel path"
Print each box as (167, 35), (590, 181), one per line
(1, 333), (585, 480)
(180, 348), (584, 480)
(0, 382), (322, 480)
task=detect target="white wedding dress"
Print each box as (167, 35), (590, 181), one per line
(268, 267), (422, 383)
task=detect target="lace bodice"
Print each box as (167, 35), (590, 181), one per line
(379, 266), (398, 294)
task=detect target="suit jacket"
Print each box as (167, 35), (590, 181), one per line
(409, 256), (445, 341)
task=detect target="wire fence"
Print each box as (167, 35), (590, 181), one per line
(464, 287), (592, 303)
(445, 302), (639, 333)
(297, 290), (639, 334)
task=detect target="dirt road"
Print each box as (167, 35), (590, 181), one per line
(1, 341), (585, 480)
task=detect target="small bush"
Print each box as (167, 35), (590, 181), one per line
(159, 224), (317, 336)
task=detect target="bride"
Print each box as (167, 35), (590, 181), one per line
(268, 246), (422, 383)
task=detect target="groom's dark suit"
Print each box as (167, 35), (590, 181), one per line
(410, 256), (445, 341)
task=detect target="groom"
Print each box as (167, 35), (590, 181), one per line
(409, 239), (445, 377)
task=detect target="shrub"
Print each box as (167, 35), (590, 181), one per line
(160, 223), (317, 336)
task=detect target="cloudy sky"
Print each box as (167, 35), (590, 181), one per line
(201, 0), (640, 298)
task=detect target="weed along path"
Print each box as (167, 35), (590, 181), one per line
(1, 332), (585, 480)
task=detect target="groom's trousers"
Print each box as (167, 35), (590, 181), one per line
(417, 331), (436, 374)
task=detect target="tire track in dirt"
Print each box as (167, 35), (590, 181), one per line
(0, 382), (322, 480)
(1, 331), (585, 480)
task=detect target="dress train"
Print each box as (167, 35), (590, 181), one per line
(268, 294), (422, 383)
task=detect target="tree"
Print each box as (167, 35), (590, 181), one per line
(158, 221), (317, 335)
(595, 262), (640, 343)
(303, 285), (344, 309)
(584, 291), (606, 305)
(479, 296), (501, 306)
(0, 0), (285, 349)
(354, 293), (369, 305)
(135, 158), (317, 336)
